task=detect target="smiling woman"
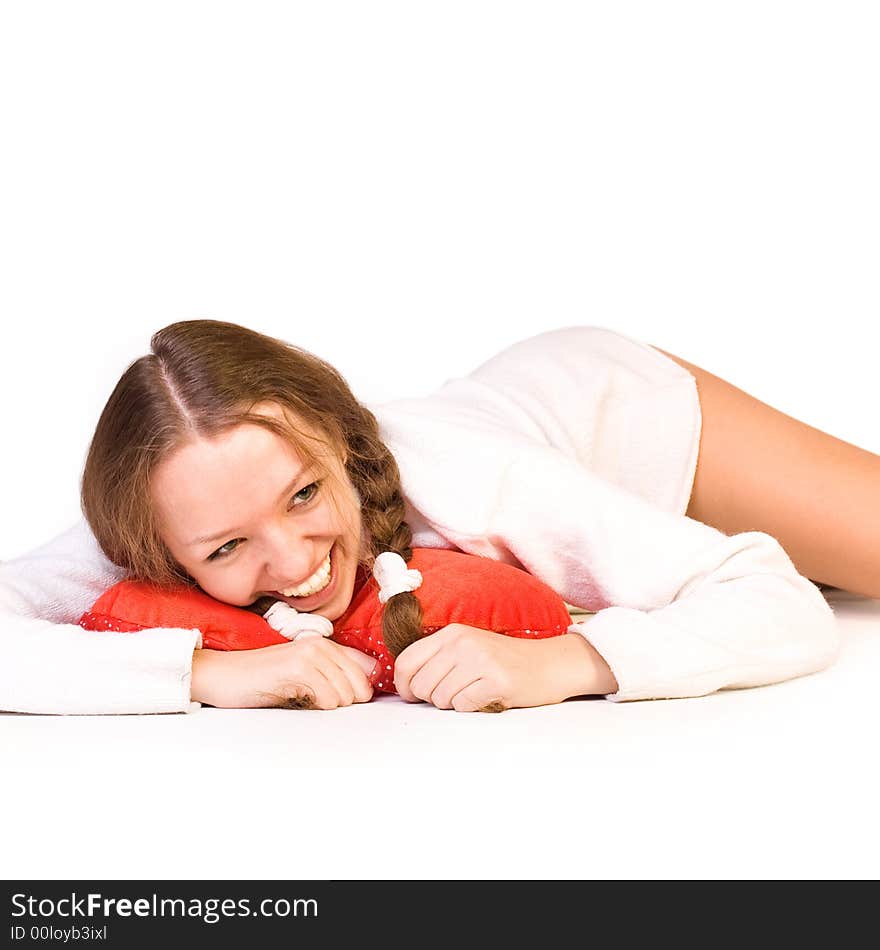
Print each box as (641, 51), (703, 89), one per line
(2, 320), (844, 716)
(79, 319), (427, 674)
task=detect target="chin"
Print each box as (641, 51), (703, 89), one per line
(312, 596), (344, 623)
(315, 579), (354, 623)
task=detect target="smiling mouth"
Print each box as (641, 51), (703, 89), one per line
(266, 543), (340, 608)
(277, 551), (332, 598)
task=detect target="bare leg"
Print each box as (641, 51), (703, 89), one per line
(651, 345), (880, 599)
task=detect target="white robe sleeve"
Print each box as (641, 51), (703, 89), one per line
(487, 445), (841, 701)
(0, 520), (202, 715)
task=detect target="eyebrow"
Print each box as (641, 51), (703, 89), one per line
(187, 467), (308, 547)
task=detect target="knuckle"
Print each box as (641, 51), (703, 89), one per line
(437, 624), (462, 643)
(296, 639), (322, 660)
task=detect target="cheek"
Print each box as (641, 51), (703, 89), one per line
(194, 566), (254, 606)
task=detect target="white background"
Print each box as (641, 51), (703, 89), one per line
(2, 0), (878, 560)
(1, 1), (878, 882)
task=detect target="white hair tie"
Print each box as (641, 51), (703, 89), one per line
(263, 601), (334, 640)
(373, 551), (423, 605)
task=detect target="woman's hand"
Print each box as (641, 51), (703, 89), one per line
(393, 624), (618, 712)
(191, 638), (378, 710)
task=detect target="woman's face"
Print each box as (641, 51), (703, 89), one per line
(151, 403), (364, 623)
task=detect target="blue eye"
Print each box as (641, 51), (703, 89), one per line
(205, 481), (322, 562)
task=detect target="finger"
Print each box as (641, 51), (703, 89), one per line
(312, 654), (359, 707)
(393, 636), (445, 702)
(427, 670), (483, 710)
(327, 643), (378, 702)
(291, 639), (361, 707)
(335, 642), (381, 677)
(449, 680), (509, 713)
(281, 640), (346, 709)
(407, 654), (460, 706)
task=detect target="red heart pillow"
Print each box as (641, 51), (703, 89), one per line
(79, 548), (574, 694)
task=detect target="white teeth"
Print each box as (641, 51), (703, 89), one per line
(280, 553), (332, 598)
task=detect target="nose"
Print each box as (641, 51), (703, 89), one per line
(259, 527), (319, 592)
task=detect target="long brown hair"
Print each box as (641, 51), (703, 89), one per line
(80, 319), (424, 657)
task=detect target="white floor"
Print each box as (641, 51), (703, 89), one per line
(3, 586), (878, 881)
